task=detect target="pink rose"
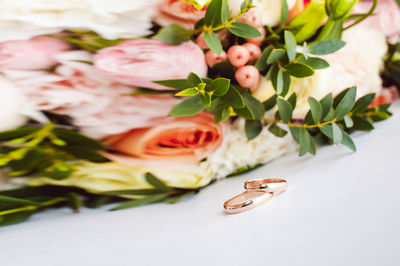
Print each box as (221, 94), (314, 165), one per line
(352, 0), (400, 43)
(93, 39), (207, 90)
(154, 0), (207, 29)
(104, 112), (224, 163)
(0, 36), (69, 71)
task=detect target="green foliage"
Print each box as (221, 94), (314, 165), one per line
(203, 31), (223, 55)
(309, 39), (346, 55)
(154, 24), (191, 45)
(228, 22), (262, 39)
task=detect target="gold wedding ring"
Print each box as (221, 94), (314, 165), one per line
(223, 190), (273, 214)
(244, 178), (287, 193)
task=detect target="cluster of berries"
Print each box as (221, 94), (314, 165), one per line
(196, 9), (266, 91)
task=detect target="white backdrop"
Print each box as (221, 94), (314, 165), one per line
(1, 102), (400, 266)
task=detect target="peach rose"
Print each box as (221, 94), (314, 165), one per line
(154, 0), (207, 29)
(93, 39), (207, 90)
(0, 36), (69, 71)
(352, 0), (400, 43)
(105, 113), (224, 163)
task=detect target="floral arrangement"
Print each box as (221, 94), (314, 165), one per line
(0, 0), (399, 226)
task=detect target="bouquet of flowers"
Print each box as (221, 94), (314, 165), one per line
(0, 0), (399, 226)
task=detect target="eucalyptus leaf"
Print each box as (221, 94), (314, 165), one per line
(169, 94), (207, 117)
(155, 24), (191, 45)
(256, 46), (273, 71)
(203, 31), (223, 55)
(269, 124), (288, 138)
(277, 98), (293, 123)
(308, 97), (323, 123)
(245, 120), (263, 140)
(284, 31), (297, 62)
(309, 39), (346, 55)
(335, 86), (356, 120)
(228, 22), (262, 38)
(210, 78), (230, 96)
(284, 63), (314, 77)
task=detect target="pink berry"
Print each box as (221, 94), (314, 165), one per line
(205, 50), (227, 68)
(235, 65), (260, 90)
(196, 33), (208, 49)
(227, 45), (250, 67)
(242, 43), (262, 61)
(246, 27), (266, 45)
(239, 9), (263, 28)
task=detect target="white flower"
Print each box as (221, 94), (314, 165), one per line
(0, 0), (160, 41)
(202, 118), (297, 179)
(0, 76), (42, 131)
(253, 26), (388, 118)
(230, 0), (297, 26)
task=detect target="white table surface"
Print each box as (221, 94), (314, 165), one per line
(1, 102), (400, 266)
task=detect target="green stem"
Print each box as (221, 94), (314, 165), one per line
(0, 197), (67, 217)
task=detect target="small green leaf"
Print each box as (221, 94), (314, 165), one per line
(210, 78), (230, 96)
(335, 87), (357, 120)
(155, 24), (191, 45)
(285, 31), (297, 62)
(299, 57), (330, 69)
(204, 0), (230, 26)
(187, 72), (202, 87)
(277, 69), (284, 94)
(255, 46), (273, 71)
(284, 63), (315, 77)
(331, 122), (343, 144)
(228, 22), (262, 38)
(267, 49), (286, 64)
(281, 0), (289, 24)
(53, 128), (105, 150)
(352, 116), (374, 131)
(320, 93), (333, 118)
(340, 130), (356, 152)
(242, 94), (265, 120)
(153, 79), (190, 90)
(299, 128), (315, 156)
(289, 127), (301, 143)
(245, 120), (263, 140)
(203, 31), (223, 55)
(269, 124), (288, 137)
(263, 95), (278, 111)
(169, 94), (207, 117)
(308, 97), (323, 123)
(145, 173), (172, 192)
(111, 194), (169, 211)
(221, 86), (244, 108)
(343, 115), (354, 128)
(351, 93), (376, 114)
(0, 127), (38, 142)
(175, 88), (198, 96)
(200, 92), (212, 106)
(309, 39), (346, 55)
(0, 196), (42, 207)
(277, 98), (293, 123)
(287, 93), (297, 109)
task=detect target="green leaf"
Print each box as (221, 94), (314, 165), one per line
(267, 49), (286, 64)
(102, 189), (165, 196)
(298, 57), (330, 69)
(277, 69), (284, 95)
(153, 79), (190, 90)
(0, 211), (35, 227)
(164, 191), (196, 204)
(320, 93), (333, 118)
(289, 127), (301, 143)
(228, 22), (262, 38)
(255, 46), (273, 71)
(204, 0), (230, 26)
(351, 93), (376, 114)
(58, 146), (107, 162)
(284, 63), (314, 77)
(352, 116), (374, 131)
(169, 94), (207, 117)
(210, 78), (230, 96)
(331, 122), (343, 144)
(268, 124), (288, 138)
(308, 97), (323, 123)
(242, 94), (265, 120)
(203, 31), (223, 55)
(335, 87), (357, 120)
(343, 115), (354, 128)
(284, 31), (297, 62)
(299, 128), (315, 156)
(0, 127), (37, 142)
(309, 39), (346, 55)
(187, 72), (202, 87)
(277, 98), (293, 123)
(145, 173), (172, 192)
(263, 95), (278, 111)
(111, 194), (169, 211)
(245, 120), (263, 140)
(67, 192), (83, 212)
(175, 88), (198, 96)
(200, 92), (212, 106)
(53, 128), (105, 150)
(281, 0), (289, 24)
(221, 86), (244, 108)
(287, 93), (297, 109)
(340, 130), (356, 152)
(0, 196), (42, 207)
(154, 24), (191, 45)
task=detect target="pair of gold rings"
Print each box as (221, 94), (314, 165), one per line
(223, 179), (287, 214)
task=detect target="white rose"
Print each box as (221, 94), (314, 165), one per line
(0, 0), (160, 41)
(253, 26), (388, 118)
(0, 77), (29, 131)
(230, 0), (297, 26)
